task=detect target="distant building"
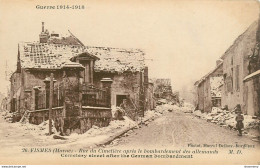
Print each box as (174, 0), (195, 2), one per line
(151, 78), (179, 104)
(194, 61), (223, 112)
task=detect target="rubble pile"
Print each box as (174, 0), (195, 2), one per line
(155, 98), (178, 106)
(109, 116), (137, 129)
(154, 104), (176, 114)
(142, 110), (161, 120)
(155, 99), (194, 114)
(180, 102), (194, 113)
(243, 115), (259, 129)
(77, 116), (138, 137)
(193, 107), (260, 131)
(156, 99), (168, 105)
(1, 111), (21, 123)
(2, 111), (13, 123)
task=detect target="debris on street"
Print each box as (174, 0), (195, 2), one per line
(193, 107), (260, 137)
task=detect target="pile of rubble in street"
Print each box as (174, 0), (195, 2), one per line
(180, 102), (194, 113)
(193, 107), (260, 135)
(154, 103), (176, 114)
(72, 116), (138, 138)
(154, 98), (194, 114)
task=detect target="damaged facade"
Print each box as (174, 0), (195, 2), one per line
(221, 18), (260, 116)
(194, 61), (223, 112)
(151, 78), (179, 104)
(85, 47), (154, 112)
(195, 18), (260, 117)
(220, 20), (259, 116)
(9, 22), (154, 134)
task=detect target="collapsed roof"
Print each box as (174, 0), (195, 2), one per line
(18, 39), (145, 73)
(86, 46), (145, 73)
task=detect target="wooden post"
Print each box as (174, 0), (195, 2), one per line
(49, 73), (54, 135)
(57, 83), (60, 107)
(18, 96), (20, 113)
(62, 71), (66, 118)
(144, 67), (149, 111)
(86, 62), (90, 83)
(139, 71), (145, 117)
(79, 92), (82, 116)
(45, 82), (50, 108)
(90, 60), (93, 84)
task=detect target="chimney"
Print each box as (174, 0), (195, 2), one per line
(42, 22), (44, 32)
(17, 44), (21, 73)
(39, 22), (49, 43)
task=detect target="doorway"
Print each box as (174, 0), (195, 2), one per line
(11, 98), (16, 112)
(116, 95), (127, 107)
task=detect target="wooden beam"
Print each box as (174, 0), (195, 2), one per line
(49, 73), (54, 135)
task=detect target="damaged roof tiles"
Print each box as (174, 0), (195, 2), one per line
(19, 40), (145, 72)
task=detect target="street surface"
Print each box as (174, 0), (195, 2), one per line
(0, 107), (259, 157)
(105, 108), (260, 148)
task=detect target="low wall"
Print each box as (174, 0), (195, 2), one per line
(29, 106), (112, 135)
(29, 107), (63, 125)
(79, 106), (112, 133)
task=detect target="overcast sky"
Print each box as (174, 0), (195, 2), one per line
(0, 0), (259, 94)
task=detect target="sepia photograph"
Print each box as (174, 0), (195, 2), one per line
(0, 0), (259, 165)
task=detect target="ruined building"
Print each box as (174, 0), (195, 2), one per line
(195, 18), (260, 116)
(194, 61), (223, 112)
(221, 20), (260, 116)
(9, 22), (154, 134)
